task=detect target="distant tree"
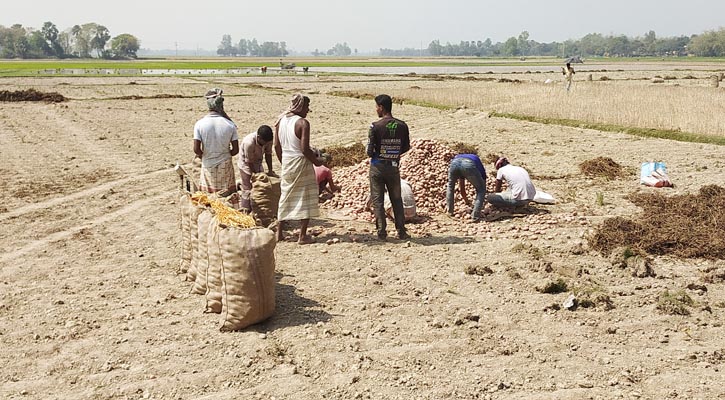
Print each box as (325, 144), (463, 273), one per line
(88, 24), (110, 57)
(501, 37), (519, 56)
(110, 33), (139, 58)
(517, 31), (530, 56)
(428, 40), (442, 56)
(41, 22), (64, 57)
(312, 48), (322, 56)
(248, 38), (260, 56)
(688, 28), (725, 56)
(237, 38), (248, 56)
(606, 35), (630, 57)
(0, 24), (30, 58)
(218, 34), (233, 56)
(27, 30), (50, 58)
(327, 42), (351, 56)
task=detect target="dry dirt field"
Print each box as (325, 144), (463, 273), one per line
(1, 69), (724, 400)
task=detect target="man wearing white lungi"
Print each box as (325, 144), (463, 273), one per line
(193, 88), (239, 195)
(274, 94), (322, 244)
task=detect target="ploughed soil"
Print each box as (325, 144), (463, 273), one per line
(1, 73), (724, 400)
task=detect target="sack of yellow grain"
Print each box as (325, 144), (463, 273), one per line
(213, 225), (276, 331)
(179, 192), (193, 274)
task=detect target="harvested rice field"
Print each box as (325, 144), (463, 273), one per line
(1, 64), (724, 399)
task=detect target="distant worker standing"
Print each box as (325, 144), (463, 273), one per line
(367, 94), (411, 240)
(238, 125), (275, 212)
(193, 88), (239, 194)
(562, 62), (575, 92)
(446, 153), (487, 222)
(487, 157), (536, 209)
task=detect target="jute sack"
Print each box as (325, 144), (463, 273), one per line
(204, 219), (223, 313)
(185, 203), (204, 284)
(213, 225), (276, 331)
(250, 173), (281, 227)
(179, 193), (192, 274)
(190, 209), (213, 295)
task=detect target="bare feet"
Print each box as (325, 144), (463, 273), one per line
(297, 235), (314, 245)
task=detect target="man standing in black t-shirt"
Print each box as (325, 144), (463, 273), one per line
(367, 94), (411, 240)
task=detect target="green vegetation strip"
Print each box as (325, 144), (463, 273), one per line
(490, 112), (725, 146)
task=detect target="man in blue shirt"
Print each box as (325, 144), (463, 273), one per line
(446, 153), (487, 222)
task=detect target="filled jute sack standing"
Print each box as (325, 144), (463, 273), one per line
(179, 192), (192, 274)
(190, 209), (213, 296)
(185, 202), (205, 284)
(204, 220), (224, 314)
(250, 173), (281, 227)
(210, 221), (276, 331)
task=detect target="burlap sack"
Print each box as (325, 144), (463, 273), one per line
(204, 218), (223, 313)
(190, 210), (213, 295)
(179, 193), (192, 274)
(250, 173), (281, 227)
(185, 204), (204, 285)
(214, 226), (276, 331)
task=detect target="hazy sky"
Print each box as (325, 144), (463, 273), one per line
(4, 0), (724, 52)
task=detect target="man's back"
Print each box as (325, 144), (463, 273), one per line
(368, 116), (410, 162)
(498, 165), (536, 200)
(194, 114), (237, 168)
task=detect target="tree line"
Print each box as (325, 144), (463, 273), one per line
(0, 22), (140, 59)
(217, 35), (288, 57)
(416, 29), (725, 58)
(217, 35), (359, 57)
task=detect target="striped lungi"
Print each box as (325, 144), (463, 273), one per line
(199, 158), (236, 194)
(278, 155), (319, 221)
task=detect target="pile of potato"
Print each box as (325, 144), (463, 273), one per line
(322, 138), (497, 220)
(321, 138), (589, 240)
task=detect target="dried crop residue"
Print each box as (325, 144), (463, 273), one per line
(589, 185), (725, 259)
(446, 141), (479, 156)
(113, 94), (186, 100)
(0, 89), (66, 103)
(579, 157), (628, 179)
(321, 142), (366, 168)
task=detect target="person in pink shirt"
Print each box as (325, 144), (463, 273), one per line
(313, 156), (340, 198)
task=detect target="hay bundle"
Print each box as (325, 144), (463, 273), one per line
(579, 157), (628, 179)
(589, 185), (725, 259)
(322, 142), (367, 168)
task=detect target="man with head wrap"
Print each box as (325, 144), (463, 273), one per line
(193, 88), (239, 195)
(274, 93), (322, 244)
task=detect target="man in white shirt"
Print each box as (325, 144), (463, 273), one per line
(487, 157), (536, 208)
(193, 88), (239, 195)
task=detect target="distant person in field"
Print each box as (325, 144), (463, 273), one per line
(487, 157), (536, 209)
(367, 94), (411, 241)
(274, 94), (322, 244)
(261, 66), (267, 74)
(238, 125), (275, 212)
(446, 153), (487, 222)
(562, 62), (575, 92)
(193, 88), (239, 195)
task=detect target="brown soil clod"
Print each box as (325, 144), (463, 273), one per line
(0, 89), (66, 103)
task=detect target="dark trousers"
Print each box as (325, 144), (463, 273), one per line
(369, 163), (406, 237)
